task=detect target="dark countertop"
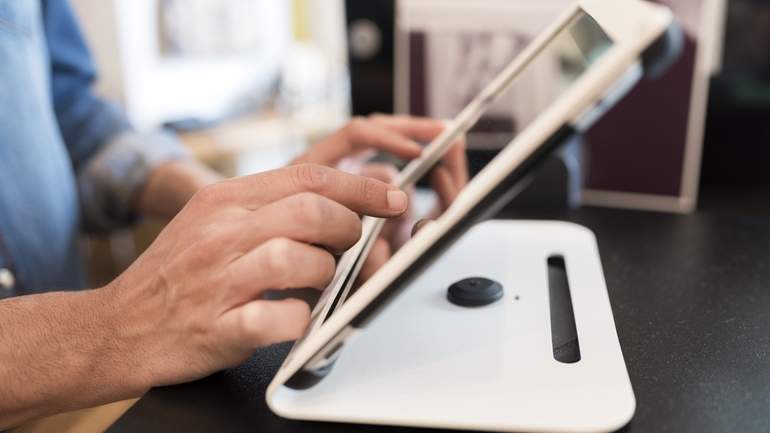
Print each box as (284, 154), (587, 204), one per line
(109, 203), (770, 433)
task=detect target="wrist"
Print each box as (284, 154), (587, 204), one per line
(96, 280), (159, 394)
(0, 288), (151, 426)
(64, 286), (156, 399)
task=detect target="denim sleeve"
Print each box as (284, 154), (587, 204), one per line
(43, 0), (191, 232)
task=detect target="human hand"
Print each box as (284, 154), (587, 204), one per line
(293, 114), (444, 166)
(296, 113), (468, 216)
(353, 138), (468, 282)
(105, 164), (409, 388)
(355, 143), (467, 282)
(298, 115), (468, 282)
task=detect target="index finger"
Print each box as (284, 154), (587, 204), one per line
(227, 164), (409, 217)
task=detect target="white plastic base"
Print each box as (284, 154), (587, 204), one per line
(270, 220), (635, 433)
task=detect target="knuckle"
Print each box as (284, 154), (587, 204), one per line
(183, 242), (212, 269)
(197, 224), (226, 248)
(240, 303), (268, 346)
(291, 163), (329, 192)
(196, 227), (229, 252)
(291, 193), (330, 228)
(263, 238), (296, 283)
(192, 183), (222, 205)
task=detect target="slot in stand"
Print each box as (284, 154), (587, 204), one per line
(269, 220), (635, 433)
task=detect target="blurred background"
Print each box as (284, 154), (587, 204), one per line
(68, 0), (768, 283)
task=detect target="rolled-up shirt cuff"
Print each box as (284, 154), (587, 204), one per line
(77, 130), (192, 232)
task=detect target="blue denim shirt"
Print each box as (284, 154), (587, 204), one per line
(0, 0), (189, 295)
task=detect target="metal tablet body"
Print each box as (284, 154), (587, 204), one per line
(268, 0), (678, 396)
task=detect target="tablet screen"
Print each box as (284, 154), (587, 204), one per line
(301, 10), (612, 340)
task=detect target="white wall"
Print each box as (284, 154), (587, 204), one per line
(70, 0), (291, 129)
(307, 0), (347, 69)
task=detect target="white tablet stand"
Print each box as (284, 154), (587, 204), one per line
(271, 220), (636, 433)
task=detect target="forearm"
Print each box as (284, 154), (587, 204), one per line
(0, 288), (148, 429)
(136, 160), (222, 220)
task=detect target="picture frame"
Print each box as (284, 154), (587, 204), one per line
(395, 0), (727, 213)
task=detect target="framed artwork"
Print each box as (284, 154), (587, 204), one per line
(581, 0), (727, 212)
(395, 0), (568, 151)
(396, 0), (727, 213)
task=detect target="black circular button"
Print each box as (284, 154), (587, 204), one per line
(447, 277), (503, 307)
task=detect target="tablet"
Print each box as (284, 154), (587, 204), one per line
(269, 0), (678, 393)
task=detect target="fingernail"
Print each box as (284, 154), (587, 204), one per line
(387, 190), (408, 212)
